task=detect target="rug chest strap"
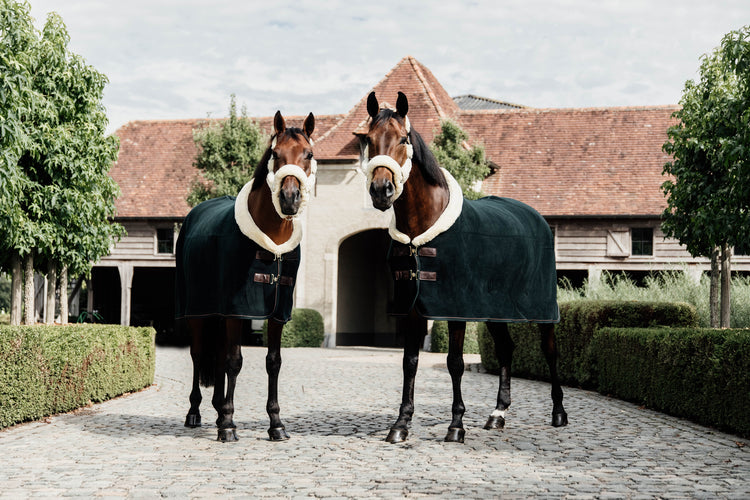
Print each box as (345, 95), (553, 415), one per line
(391, 246), (437, 258)
(254, 250), (299, 262)
(253, 273), (295, 286)
(393, 270), (437, 281)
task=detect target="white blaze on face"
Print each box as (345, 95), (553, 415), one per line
(265, 137), (317, 219)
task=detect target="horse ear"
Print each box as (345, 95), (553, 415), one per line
(367, 92), (379, 118)
(303, 112), (315, 138)
(274, 110), (286, 135)
(396, 92), (408, 118)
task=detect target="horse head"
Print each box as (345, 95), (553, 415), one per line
(363, 91), (413, 211)
(265, 111), (316, 218)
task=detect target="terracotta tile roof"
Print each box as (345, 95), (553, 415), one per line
(111, 56), (679, 220)
(314, 56), (461, 160)
(458, 106), (679, 216)
(111, 114), (343, 218)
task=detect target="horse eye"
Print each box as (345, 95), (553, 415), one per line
(400, 137), (408, 144)
(272, 151), (279, 160)
(306, 152), (314, 160)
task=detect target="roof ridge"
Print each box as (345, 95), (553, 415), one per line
(458, 104), (680, 116)
(408, 56), (447, 119)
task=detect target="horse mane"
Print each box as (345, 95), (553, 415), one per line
(372, 109), (447, 189)
(251, 127), (310, 192)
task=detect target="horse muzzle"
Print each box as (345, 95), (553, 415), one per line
(278, 178), (302, 215)
(369, 178), (395, 211)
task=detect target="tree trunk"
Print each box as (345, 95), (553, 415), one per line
(10, 252), (23, 326)
(23, 254), (34, 325)
(60, 267), (68, 325)
(709, 245), (720, 328)
(46, 261), (57, 324)
(720, 243), (732, 328)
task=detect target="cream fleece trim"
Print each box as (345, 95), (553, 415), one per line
(265, 163), (316, 219)
(388, 168), (464, 247)
(234, 179), (303, 256)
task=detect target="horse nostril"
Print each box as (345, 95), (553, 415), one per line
(385, 181), (394, 198)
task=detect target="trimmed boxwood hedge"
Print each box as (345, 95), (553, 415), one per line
(593, 327), (750, 437)
(263, 308), (325, 347)
(478, 301), (700, 387)
(0, 325), (155, 428)
(430, 321), (480, 353)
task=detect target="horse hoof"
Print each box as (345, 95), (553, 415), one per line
(444, 427), (465, 443)
(385, 428), (408, 443)
(268, 427), (290, 441)
(217, 428), (239, 442)
(184, 414), (201, 428)
(551, 411), (568, 427)
(483, 415), (505, 430)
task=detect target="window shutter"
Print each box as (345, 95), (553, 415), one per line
(606, 230), (630, 257)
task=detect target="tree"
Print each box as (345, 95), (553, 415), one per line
(429, 119), (490, 200)
(188, 95), (267, 206)
(662, 26), (750, 328)
(0, 3), (122, 324)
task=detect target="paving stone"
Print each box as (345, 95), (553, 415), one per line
(1, 346), (749, 497)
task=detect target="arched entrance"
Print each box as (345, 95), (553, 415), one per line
(336, 229), (397, 346)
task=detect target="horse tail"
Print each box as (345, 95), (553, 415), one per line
(198, 332), (216, 388)
(189, 318), (218, 388)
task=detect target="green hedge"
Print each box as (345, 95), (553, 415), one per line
(478, 301), (700, 387)
(430, 321), (480, 353)
(593, 327), (750, 437)
(0, 325), (155, 428)
(263, 308), (325, 347)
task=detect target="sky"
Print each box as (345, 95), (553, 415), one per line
(28, 0), (750, 134)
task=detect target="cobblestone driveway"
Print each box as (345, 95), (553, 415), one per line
(1, 346), (748, 498)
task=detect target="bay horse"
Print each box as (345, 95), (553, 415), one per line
(175, 111), (315, 442)
(362, 92), (568, 443)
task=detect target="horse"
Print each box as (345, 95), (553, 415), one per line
(361, 91), (568, 443)
(175, 111), (316, 442)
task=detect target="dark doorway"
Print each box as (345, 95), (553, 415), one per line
(336, 229), (397, 347)
(131, 267), (177, 344)
(90, 267), (121, 325)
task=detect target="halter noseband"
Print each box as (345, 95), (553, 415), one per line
(360, 116), (414, 201)
(265, 135), (317, 219)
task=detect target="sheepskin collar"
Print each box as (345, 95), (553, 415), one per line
(234, 179), (302, 256)
(388, 168), (464, 247)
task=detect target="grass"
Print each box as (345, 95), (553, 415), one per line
(558, 270), (750, 328)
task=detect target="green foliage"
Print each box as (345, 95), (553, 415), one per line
(592, 327), (750, 438)
(262, 308), (325, 348)
(662, 26), (750, 257)
(478, 301), (699, 387)
(188, 95), (268, 206)
(557, 270), (750, 328)
(0, 324), (155, 428)
(0, 2), (123, 278)
(429, 321), (480, 353)
(430, 119), (490, 200)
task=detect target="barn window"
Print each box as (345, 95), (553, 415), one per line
(631, 228), (653, 256)
(156, 228), (174, 254)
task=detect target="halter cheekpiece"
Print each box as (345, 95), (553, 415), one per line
(359, 116), (414, 201)
(265, 135), (317, 219)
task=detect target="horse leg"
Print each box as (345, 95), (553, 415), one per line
(484, 322), (514, 430)
(266, 319), (290, 441)
(210, 320), (236, 442)
(540, 323), (568, 427)
(445, 321), (466, 443)
(386, 311), (426, 443)
(184, 318), (203, 428)
(214, 319), (243, 441)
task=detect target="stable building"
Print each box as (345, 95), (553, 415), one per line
(95, 56), (750, 346)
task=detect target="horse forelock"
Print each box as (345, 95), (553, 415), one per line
(369, 109), (446, 189)
(251, 128), (312, 192)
